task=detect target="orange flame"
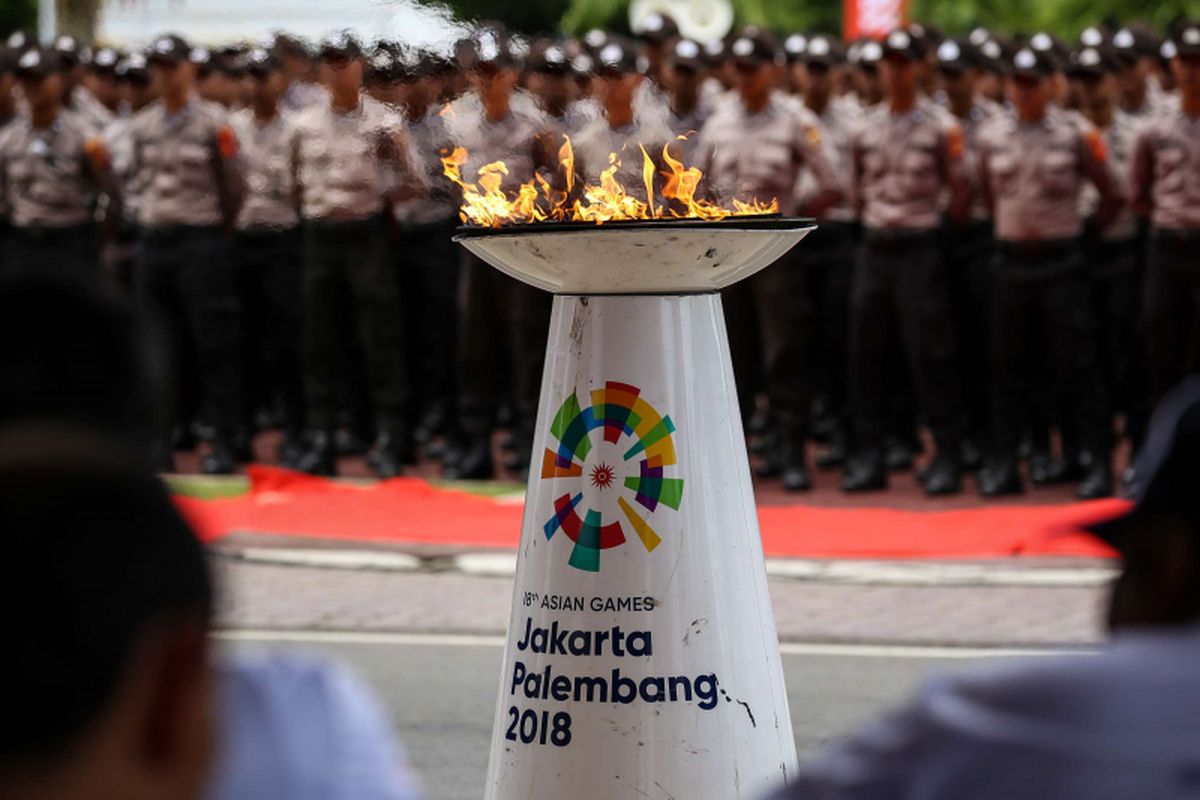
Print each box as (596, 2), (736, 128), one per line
(441, 134), (779, 227)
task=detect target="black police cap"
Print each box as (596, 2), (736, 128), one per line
(595, 36), (639, 75)
(803, 34), (843, 67)
(14, 47), (61, 79)
(935, 37), (978, 73)
(1067, 46), (1118, 79)
(883, 27), (922, 61)
(89, 46), (121, 73)
(728, 27), (782, 67)
(148, 33), (191, 65)
(635, 12), (680, 44)
(1171, 22), (1200, 58)
(1010, 46), (1054, 79)
(473, 27), (517, 70)
(244, 47), (281, 77)
(668, 38), (705, 72)
(528, 39), (571, 74)
(318, 31), (363, 61)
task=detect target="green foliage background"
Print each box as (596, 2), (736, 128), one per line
(0, 0), (38, 37)
(428, 0), (1200, 39)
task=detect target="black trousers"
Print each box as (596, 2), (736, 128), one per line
(1146, 231), (1200, 406)
(135, 225), (243, 436)
(303, 215), (408, 434)
(235, 227), (304, 431)
(2, 224), (98, 280)
(725, 246), (813, 440)
(804, 221), (857, 431)
(849, 231), (961, 453)
(458, 250), (550, 439)
(396, 219), (459, 427)
(1087, 236), (1148, 444)
(989, 243), (1111, 458)
(946, 220), (995, 441)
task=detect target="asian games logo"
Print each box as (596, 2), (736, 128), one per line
(540, 381), (684, 573)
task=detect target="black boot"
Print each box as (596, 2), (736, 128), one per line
(922, 451), (963, 496)
(278, 429), (305, 470)
(201, 436), (237, 476)
(444, 437), (494, 480)
(884, 434), (916, 472)
(780, 454), (813, 492)
(1077, 458), (1114, 500)
(979, 457), (1023, 497)
(842, 449), (887, 492)
(814, 425), (847, 470)
(296, 431), (337, 476)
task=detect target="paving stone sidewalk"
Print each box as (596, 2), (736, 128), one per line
(214, 556), (1107, 648)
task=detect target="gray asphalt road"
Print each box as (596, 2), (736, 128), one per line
(221, 634), (1043, 800)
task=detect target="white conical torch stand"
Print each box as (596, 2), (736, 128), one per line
(456, 217), (816, 800)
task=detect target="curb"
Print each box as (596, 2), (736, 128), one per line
(214, 545), (1117, 589)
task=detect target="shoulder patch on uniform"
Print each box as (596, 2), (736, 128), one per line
(82, 136), (110, 171)
(216, 125), (239, 159)
(1083, 127), (1108, 162)
(805, 125), (821, 147)
(946, 125), (965, 160)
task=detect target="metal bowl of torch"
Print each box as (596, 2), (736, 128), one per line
(443, 136), (815, 294)
(453, 214), (817, 295)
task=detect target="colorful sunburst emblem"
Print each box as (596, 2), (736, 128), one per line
(540, 381), (684, 572)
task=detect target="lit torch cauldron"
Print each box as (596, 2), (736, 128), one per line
(450, 137), (815, 800)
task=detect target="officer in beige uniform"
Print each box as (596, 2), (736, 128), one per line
(392, 50), (461, 457)
(52, 35), (113, 133)
(1071, 45), (1149, 456)
(130, 33), (245, 474)
(230, 48), (305, 467)
(975, 46), (1125, 499)
(935, 36), (1001, 471)
(843, 28), (970, 496)
(696, 28), (843, 491)
(1131, 23), (1200, 410)
(572, 36), (673, 191)
(0, 47), (121, 277)
(794, 33), (862, 470)
(442, 30), (549, 481)
(291, 32), (422, 478)
(662, 38), (713, 161)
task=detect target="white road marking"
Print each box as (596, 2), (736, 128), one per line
(217, 544), (1116, 589)
(215, 629), (1089, 659)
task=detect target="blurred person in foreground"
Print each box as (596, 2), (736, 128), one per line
(0, 426), (424, 800)
(771, 374), (1200, 799)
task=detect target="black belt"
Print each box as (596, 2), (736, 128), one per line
(863, 227), (939, 247)
(998, 238), (1078, 261)
(141, 224), (222, 241)
(1154, 227), (1200, 245)
(11, 223), (92, 241)
(306, 214), (383, 233)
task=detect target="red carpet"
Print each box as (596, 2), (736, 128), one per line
(179, 466), (1123, 560)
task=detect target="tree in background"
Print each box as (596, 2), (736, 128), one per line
(56, 0), (101, 40)
(428, 0), (1200, 39)
(0, 0), (37, 38)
